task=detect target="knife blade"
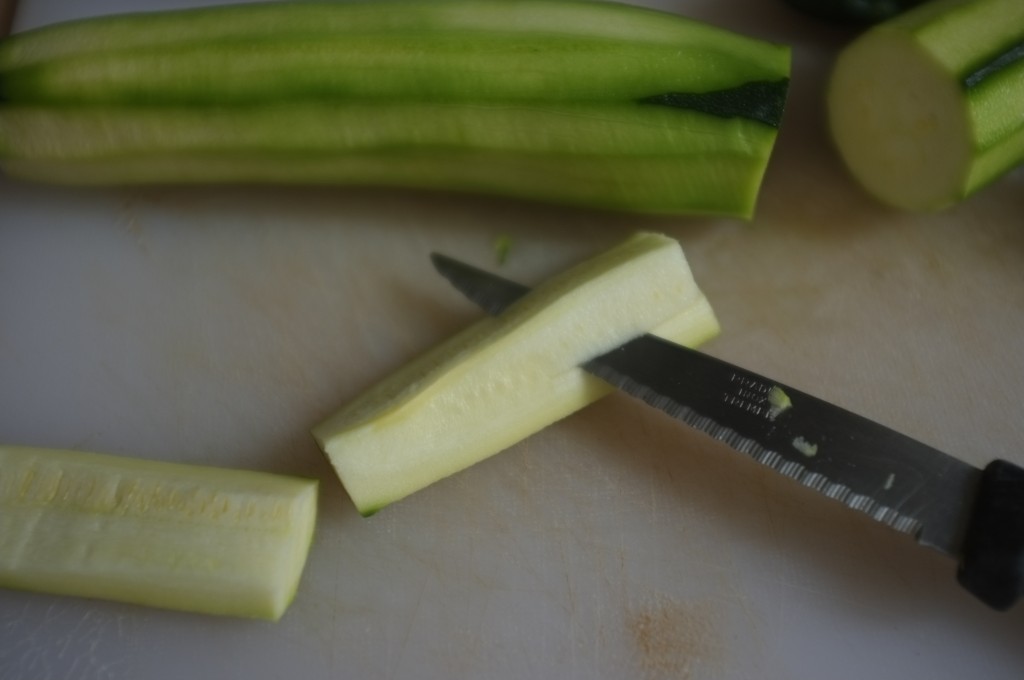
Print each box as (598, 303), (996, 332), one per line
(430, 252), (1024, 611)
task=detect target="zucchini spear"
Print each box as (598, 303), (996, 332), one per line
(0, 445), (317, 620)
(827, 0), (1024, 210)
(0, 0), (791, 217)
(313, 233), (719, 515)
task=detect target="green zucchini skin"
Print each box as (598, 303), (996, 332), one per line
(0, 35), (788, 108)
(827, 0), (1024, 210)
(0, 0), (782, 70)
(641, 79), (790, 128)
(0, 1), (791, 217)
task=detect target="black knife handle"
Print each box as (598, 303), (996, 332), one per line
(957, 459), (1024, 610)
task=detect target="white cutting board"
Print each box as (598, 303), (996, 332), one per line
(2, 1), (1023, 678)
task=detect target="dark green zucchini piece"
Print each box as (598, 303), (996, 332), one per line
(0, 1), (791, 217)
(311, 232), (719, 514)
(0, 97), (785, 214)
(0, 0), (783, 70)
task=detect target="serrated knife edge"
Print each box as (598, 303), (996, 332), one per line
(429, 252), (977, 555)
(583, 356), (925, 537)
(430, 251), (1024, 611)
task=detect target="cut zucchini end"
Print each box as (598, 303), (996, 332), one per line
(263, 479), (319, 620)
(827, 26), (972, 211)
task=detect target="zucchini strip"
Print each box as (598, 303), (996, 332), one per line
(312, 233), (719, 515)
(0, 102), (777, 159)
(0, 445), (317, 620)
(0, 34), (786, 106)
(1, 152), (771, 216)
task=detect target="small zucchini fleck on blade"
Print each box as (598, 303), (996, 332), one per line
(0, 445), (318, 620)
(0, 0), (791, 217)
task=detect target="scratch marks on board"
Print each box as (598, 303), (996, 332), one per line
(0, 601), (132, 680)
(117, 196), (148, 256)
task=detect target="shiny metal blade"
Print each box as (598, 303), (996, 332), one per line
(430, 252), (982, 558)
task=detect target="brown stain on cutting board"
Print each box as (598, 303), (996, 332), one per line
(626, 596), (722, 680)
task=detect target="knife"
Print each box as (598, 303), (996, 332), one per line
(430, 252), (1024, 611)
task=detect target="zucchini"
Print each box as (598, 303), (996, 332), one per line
(0, 103), (777, 215)
(782, 0), (927, 26)
(0, 35), (783, 106)
(312, 233), (719, 515)
(0, 445), (318, 620)
(827, 0), (1024, 210)
(0, 0), (783, 70)
(0, 0), (791, 217)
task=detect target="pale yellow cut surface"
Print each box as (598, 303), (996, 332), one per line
(827, 0), (1024, 210)
(313, 232), (719, 515)
(0, 445), (318, 620)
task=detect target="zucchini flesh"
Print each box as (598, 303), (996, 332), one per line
(0, 0), (791, 217)
(312, 233), (719, 515)
(0, 445), (318, 620)
(827, 0), (1024, 210)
